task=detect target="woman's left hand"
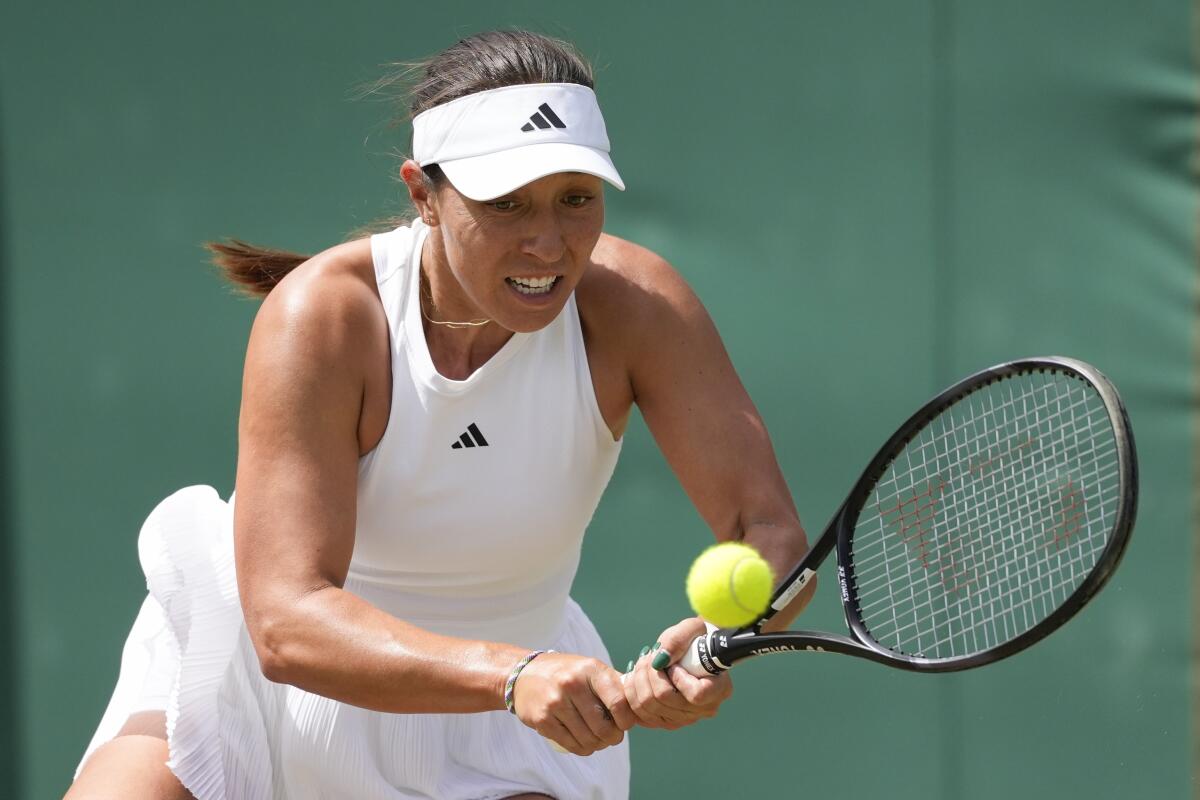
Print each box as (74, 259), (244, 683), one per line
(623, 616), (733, 730)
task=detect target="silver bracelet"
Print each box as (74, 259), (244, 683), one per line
(504, 649), (555, 714)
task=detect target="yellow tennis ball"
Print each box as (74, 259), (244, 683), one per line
(686, 542), (774, 628)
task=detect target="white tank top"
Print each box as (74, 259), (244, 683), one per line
(347, 221), (622, 648)
(76, 221), (633, 798)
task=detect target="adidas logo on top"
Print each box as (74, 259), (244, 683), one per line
(451, 423), (489, 449)
(520, 103), (566, 132)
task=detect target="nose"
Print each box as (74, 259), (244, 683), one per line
(520, 207), (566, 264)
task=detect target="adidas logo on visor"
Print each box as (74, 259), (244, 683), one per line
(520, 103), (566, 132)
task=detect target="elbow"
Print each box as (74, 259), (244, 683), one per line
(258, 651), (290, 685)
(246, 608), (297, 684)
(243, 582), (339, 684)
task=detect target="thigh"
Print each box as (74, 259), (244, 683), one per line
(66, 712), (194, 800)
(115, 710), (170, 739)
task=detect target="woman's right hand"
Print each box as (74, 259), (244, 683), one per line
(511, 652), (636, 756)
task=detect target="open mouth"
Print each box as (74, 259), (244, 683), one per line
(505, 276), (560, 296)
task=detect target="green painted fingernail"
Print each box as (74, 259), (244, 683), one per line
(626, 660), (634, 672)
(639, 646), (649, 657)
(653, 641), (661, 650)
(652, 650), (670, 670)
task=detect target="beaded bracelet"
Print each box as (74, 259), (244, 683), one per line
(504, 649), (555, 714)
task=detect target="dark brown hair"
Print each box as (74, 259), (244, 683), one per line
(209, 30), (595, 298)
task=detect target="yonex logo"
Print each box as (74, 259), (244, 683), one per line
(520, 103), (566, 132)
(451, 423), (489, 450)
(751, 644), (801, 655)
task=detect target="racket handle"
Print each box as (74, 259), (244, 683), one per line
(620, 637), (713, 678)
(678, 635), (709, 676)
(680, 622), (726, 677)
(622, 622), (725, 680)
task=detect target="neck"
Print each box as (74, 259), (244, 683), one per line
(420, 235), (514, 380)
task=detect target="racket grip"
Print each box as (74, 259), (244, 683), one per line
(679, 622), (725, 677)
(623, 622), (724, 680)
(678, 635), (709, 676)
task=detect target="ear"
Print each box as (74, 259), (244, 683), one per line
(400, 159), (438, 226)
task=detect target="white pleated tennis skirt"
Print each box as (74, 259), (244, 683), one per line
(76, 486), (630, 799)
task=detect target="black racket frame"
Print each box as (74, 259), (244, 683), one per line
(693, 356), (1138, 674)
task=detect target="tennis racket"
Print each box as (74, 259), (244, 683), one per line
(673, 356), (1137, 676)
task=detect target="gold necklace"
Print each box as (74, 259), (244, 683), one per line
(419, 269), (492, 329)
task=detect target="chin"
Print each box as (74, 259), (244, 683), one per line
(500, 305), (567, 333)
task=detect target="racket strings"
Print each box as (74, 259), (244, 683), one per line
(888, 373), (1114, 654)
(886, 375), (1112, 654)
(853, 458), (1117, 595)
(848, 370), (1120, 659)
(852, 444), (1119, 583)
(856, 381), (1109, 583)
(862, 377), (1102, 510)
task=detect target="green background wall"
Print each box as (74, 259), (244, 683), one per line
(1, 2), (1195, 798)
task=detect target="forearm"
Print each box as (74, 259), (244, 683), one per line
(255, 585), (528, 714)
(742, 519), (816, 632)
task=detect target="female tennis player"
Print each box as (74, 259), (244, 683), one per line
(65, 30), (813, 800)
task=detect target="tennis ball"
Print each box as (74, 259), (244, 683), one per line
(686, 542), (774, 628)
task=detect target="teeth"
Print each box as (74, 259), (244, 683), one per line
(511, 276), (555, 288)
(508, 276), (558, 295)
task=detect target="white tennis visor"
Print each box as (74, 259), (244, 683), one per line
(412, 82), (625, 201)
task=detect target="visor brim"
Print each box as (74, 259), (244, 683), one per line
(437, 142), (625, 201)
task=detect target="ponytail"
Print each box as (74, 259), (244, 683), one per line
(204, 213), (412, 299)
(204, 239), (312, 299)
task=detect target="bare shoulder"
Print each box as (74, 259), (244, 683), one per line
(255, 237), (382, 334)
(582, 233), (687, 295)
(247, 237), (390, 379)
(578, 233), (708, 350)
(244, 237), (391, 452)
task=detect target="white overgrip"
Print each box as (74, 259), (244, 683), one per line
(679, 621), (720, 677)
(679, 634), (709, 676)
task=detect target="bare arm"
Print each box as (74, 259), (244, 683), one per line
(233, 259), (525, 713)
(590, 240), (814, 727)
(598, 242), (816, 627)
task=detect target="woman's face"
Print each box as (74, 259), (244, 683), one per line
(426, 170), (606, 333)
